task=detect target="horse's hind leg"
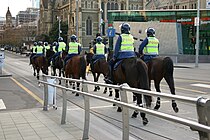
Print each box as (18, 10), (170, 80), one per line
(154, 80), (161, 110)
(164, 75), (179, 113)
(58, 69), (61, 85)
(131, 93), (148, 125)
(93, 73), (98, 92)
(75, 82), (80, 96)
(96, 73), (100, 91)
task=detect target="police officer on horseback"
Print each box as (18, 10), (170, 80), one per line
(104, 23), (136, 84)
(50, 37), (66, 66)
(51, 41), (57, 52)
(139, 27), (159, 63)
(64, 35), (82, 68)
(32, 41), (45, 61)
(90, 36), (107, 70)
(29, 42), (38, 65)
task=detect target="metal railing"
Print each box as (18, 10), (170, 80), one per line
(39, 74), (210, 140)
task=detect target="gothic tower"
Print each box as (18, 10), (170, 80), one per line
(6, 7), (13, 29)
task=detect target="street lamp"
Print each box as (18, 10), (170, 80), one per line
(195, 0), (200, 67)
(57, 16), (61, 38)
(100, 8), (103, 36)
(76, 0), (79, 37)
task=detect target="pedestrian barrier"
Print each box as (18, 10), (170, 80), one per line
(39, 74), (210, 140)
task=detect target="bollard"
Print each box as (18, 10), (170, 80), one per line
(120, 86), (129, 140)
(43, 76), (48, 111)
(61, 89), (67, 124)
(196, 97), (210, 140)
(82, 82), (90, 140)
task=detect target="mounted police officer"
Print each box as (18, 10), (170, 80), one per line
(139, 27), (159, 63)
(51, 41), (57, 52)
(63, 35), (82, 69)
(44, 42), (50, 51)
(104, 23), (136, 84)
(32, 41), (45, 61)
(91, 36), (107, 69)
(50, 37), (66, 66)
(29, 42), (37, 65)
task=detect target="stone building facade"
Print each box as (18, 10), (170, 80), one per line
(38, 0), (144, 48)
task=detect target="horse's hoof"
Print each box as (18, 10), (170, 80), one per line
(109, 93), (112, 97)
(113, 103), (116, 106)
(172, 102), (179, 113)
(143, 118), (148, 126)
(97, 86), (100, 90)
(33, 73), (36, 76)
(131, 111), (138, 118)
(117, 107), (122, 112)
(103, 90), (107, 94)
(75, 93), (79, 96)
(93, 88), (97, 92)
(154, 105), (160, 110)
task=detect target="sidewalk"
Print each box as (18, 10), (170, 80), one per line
(0, 108), (84, 140)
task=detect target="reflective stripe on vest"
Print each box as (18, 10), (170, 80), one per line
(96, 43), (105, 54)
(120, 34), (134, 51)
(58, 42), (66, 52)
(68, 42), (79, 53)
(32, 46), (37, 53)
(144, 37), (159, 55)
(36, 46), (43, 54)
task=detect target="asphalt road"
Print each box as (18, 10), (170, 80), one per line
(1, 51), (210, 140)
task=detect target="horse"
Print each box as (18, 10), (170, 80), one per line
(143, 56), (179, 113)
(46, 49), (65, 85)
(31, 55), (48, 85)
(64, 52), (87, 96)
(107, 51), (152, 125)
(85, 52), (113, 96)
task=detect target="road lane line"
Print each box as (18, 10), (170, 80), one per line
(0, 99), (6, 109)
(11, 77), (43, 105)
(162, 85), (207, 94)
(191, 83), (210, 89)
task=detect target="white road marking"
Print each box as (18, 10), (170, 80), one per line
(191, 83), (210, 89)
(0, 99), (6, 110)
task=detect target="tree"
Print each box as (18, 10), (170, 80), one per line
(49, 21), (68, 43)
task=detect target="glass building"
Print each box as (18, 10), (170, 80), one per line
(108, 9), (210, 55)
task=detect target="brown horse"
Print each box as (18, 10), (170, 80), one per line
(65, 53), (87, 96)
(85, 52), (113, 96)
(31, 55), (48, 82)
(146, 56), (179, 113)
(107, 51), (152, 125)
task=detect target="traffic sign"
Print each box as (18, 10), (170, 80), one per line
(107, 28), (115, 37)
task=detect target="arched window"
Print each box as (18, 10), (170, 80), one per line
(107, 2), (111, 10)
(85, 1), (88, 8)
(91, 1), (93, 8)
(121, 3), (124, 10)
(131, 4), (133, 10)
(115, 3), (118, 10)
(111, 3), (115, 10)
(86, 17), (92, 35)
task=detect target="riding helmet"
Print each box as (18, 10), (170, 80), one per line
(120, 23), (130, 34)
(96, 36), (103, 43)
(146, 27), (155, 37)
(70, 35), (77, 42)
(58, 37), (63, 42)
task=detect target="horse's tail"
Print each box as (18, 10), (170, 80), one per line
(136, 59), (152, 106)
(80, 56), (87, 80)
(163, 57), (174, 77)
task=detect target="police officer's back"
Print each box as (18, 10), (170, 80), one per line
(92, 36), (106, 61)
(139, 27), (159, 63)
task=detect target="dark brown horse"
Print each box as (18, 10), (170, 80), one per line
(85, 52), (113, 96)
(46, 49), (65, 84)
(65, 53), (87, 96)
(31, 55), (48, 84)
(107, 51), (152, 125)
(146, 56), (179, 113)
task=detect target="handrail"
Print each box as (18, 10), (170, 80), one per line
(40, 75), (210, 140)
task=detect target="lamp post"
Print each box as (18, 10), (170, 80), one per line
(76, 0), (79, 37)
(57, 16), (61, 38)
(195, 0), (200, 67)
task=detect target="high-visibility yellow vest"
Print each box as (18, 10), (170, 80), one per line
(68, 42), (79, 53)
(32, 46), (37, 53)
(36, 45), (43, 54)
(96, 43), (105, 54)
(58, 42), (66, 52)
(144, 37), (159, 55)
(120, 34), (134, 51)
(52, 46), (56, 52)
(45, 45), (50, 50)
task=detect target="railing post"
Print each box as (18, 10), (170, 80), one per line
(43, 75), (48, 111)
(120, 86), (129, 140)
(196, 97), (210, 140)
(61, 89), (67, 124)
(82, 81), (90, 140)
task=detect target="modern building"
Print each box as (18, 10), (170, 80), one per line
(16, 8), (39, 26)
(38, 0), (144, 48)
(32, 0), (40, 8)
